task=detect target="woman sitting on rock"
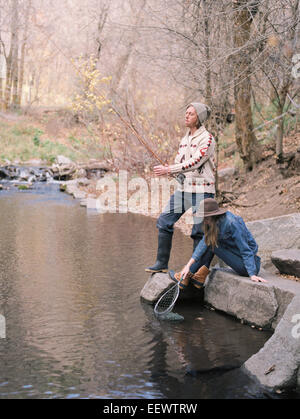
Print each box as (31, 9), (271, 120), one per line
(169, 198), (268, 289)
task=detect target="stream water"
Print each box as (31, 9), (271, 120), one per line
(0, 184), (298, 399)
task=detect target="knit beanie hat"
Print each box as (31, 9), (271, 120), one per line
(188, 102), (211, 124)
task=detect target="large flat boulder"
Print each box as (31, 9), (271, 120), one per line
(271, 249), (300, 278)
(246, 213), (300, 263)
(244, 296), (300, 390)
(204, 269), (278, 329)
(213, 213), (300, 274)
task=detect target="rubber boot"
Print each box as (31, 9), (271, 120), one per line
(145, 230), (173, 273)
(168, 269), (193, 290)
(191, 266), (210, 289)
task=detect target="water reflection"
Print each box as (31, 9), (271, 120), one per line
(0, 185), (297, 399)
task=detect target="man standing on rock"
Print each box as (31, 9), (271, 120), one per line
(146, 102), (216, 273)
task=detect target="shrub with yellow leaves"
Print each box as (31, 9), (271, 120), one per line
(71, 55), (112, 117)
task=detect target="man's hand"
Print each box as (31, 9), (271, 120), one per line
(153, 165), (170, 176)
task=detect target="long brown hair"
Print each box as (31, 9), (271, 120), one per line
(204, 215), (221, 250)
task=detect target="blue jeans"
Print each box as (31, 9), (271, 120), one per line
(156, 191), (214, 240)
(190, 246), (261, 277)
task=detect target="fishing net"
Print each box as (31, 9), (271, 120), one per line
(154, 283), (180, 317)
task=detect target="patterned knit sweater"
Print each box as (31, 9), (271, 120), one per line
(169, 126), (216, 194)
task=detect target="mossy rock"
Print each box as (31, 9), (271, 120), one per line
(17, 184), (32, 191)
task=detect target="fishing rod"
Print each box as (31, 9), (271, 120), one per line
(110, 106), (186, 185)
(34, 23), (187, 184)
(108, 104), (166, 166)
(107, 108), (186, 184)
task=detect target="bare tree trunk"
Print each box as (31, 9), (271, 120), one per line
(233, 0), (261, 171)
(262, 0), (299, 162)
(0, 77), (3, 110)
(204, 7), (212, 107)
(275, 103), (285, 162)
(28, 72), (34, 105)
(17, 0), (31, 107)
(12, 6), (19, 109)
(275, 0), (299, 162)
(95, 1), (110, 62)
(0, 9), (5, 111)
(4, 0), (19, 111)
(112, 0), (146, 92)
(4, 54), (13, 110)
(0, 48), (4, 111)
(275, 84), (291, 162)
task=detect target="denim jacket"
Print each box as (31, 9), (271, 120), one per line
(192, 212), (259, 277)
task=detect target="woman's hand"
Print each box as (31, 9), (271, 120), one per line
(250, 275), (268, 283)
(180, 258), (196, 280)
(180, 265), (191, 280)
(153, 165), (170, 176)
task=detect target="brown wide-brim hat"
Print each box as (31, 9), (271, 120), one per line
(196, 198), (227, 218)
